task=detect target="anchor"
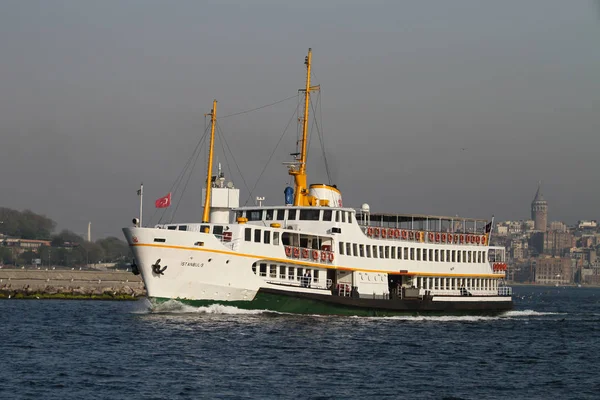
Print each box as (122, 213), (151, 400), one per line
(151, 259), (168, 275)
(131, 259), (140, 275)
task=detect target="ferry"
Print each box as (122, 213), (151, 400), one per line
(122, 49), (512, 316)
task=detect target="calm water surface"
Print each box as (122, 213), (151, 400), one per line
(1, 286), (599, 400)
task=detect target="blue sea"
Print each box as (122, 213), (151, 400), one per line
(1, 286), (599, 400)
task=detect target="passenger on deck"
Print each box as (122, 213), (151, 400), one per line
(303, 270), (312, 288)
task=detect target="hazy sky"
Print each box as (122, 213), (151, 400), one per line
(1, 0), (599, 238)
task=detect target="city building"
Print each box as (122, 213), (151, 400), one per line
(549, 221), (567, 232)
(530, 231), (573, 257)
(535, 257), (572, 285)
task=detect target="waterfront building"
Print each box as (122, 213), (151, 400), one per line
(535, 256), (572, 285)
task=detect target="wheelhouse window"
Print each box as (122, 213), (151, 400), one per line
(300, 209), (320, 221)
(213, 225), (223, 235)
(273, 232), (280, 246)
(276, 209), (285, 220)
(323, 209), (332, 221)
(353, 243), (358, 257)
(254, 229), (261, 243)
(335, 211), (340, 222)
(348, 212), (353, 224)
(366, 245), (371, 258)
(245, 228), (252, 241)
(263, 231), (270, 244)
(265, 210), (274, 220)
(359, 244), (365, 257)
(247, 210), (263, 221)
(339, 242), (344, 255)
(178, 225), (188, 231)
(288, 209), (297, 220)
(346, 243), (351, 256)
(341, 212), (346, 223)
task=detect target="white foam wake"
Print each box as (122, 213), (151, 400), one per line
(500, 310), (563, 317)
(150, 300), (268, 315)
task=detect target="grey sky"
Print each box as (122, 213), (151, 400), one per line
(1, 0), (599, 238)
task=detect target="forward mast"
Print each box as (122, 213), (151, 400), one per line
(289, 48), (320, 206)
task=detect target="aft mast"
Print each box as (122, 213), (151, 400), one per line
(202, 99), (217, 223)
(289, 48), (320, 206)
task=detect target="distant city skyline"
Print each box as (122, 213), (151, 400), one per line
(1, 1), (599, 238)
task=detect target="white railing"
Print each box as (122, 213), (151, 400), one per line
(418, 288), (509, 297)
(498, 286), (512, 296)
(264, 277), (332, 291)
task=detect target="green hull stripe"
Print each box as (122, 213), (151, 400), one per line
(152, 292), (507, 317)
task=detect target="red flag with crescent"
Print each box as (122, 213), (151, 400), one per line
(155, 193), (171, 208)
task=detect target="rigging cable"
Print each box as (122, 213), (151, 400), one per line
(152, 124), (210, 225)
(215, 121), (253, 198)
(219, 94), (298, 119)
(310, 91), (332, 184)
(242, 106), (299, 206)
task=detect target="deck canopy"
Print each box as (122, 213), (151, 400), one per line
(355, 212), (490, 234)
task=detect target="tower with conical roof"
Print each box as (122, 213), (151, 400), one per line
(531, 182), (547, 232)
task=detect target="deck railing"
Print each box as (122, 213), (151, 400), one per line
(361, 226), (489, 246)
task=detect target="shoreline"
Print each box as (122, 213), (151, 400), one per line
(0, 268), (145, 300)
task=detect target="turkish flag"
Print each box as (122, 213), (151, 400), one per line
(155, 193), (171, 208)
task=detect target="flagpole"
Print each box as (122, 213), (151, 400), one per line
(487, 215), (495, 244)
(139, 183), (144, 227)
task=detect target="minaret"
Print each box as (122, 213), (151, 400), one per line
(531, 182), (547, 232)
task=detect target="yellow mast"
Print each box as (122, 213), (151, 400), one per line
(202, 99), (217, 223)
(290, 48), (319, 206)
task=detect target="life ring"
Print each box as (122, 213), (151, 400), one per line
(447, 234), (453, 243)
(401, 230), (408, 240)
(408, 231), (414, 240)
(388, 229), (395, 238)
(321, 251), (327, 261)
(435, 233), (441, 242)
(415, 232), (421, 241)
(481, 236), (487, 245)
(394, 229), (401, 238)
(293, 247), (300, 258)
(460, 235), (465, 243)
(454, 234), (459, 243)
(285, 246), (292, 257)
(367, 227), (373, 236)
(475, 236), (481, 244)
(312, 250), (319, 260)
(441, 233), (446, 242)
(328, 252), (334, 262)
(374, 228), (380, 237)
(302, 248), (309, 258)
(466, 235), (471, 244)
(428, 232), (434, 242)
(381, 229), (387, 239)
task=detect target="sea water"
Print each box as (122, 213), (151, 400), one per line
(1, 286), (598, 399)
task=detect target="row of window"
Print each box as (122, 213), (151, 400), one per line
(414, 276), (497, 291)
(244, 228), (281, 245)
(252, 262), (321, 284)
(242, 209), (354, 223)
(338, 241), (487, 264)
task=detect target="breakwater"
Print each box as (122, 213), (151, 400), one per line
(0, 269), (145, 299)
